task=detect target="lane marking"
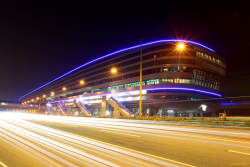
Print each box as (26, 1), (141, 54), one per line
(79, 132), (195, 167)
(99, 130), (141, 137)
(227, 150), (250, 156)
(10, 119), (195, 167)
(0, 161), (8, 167)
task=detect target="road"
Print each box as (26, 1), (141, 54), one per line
(0, 113), (250, 167)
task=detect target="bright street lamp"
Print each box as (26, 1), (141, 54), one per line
(62, 87), (66, 91)
(51, 92), (54, 96)
(43, 94), (46, 98)
(36, 97), (39, 100)
(111, 68), (117, 74)
(80, 80), (84, 85)
(177, 43), (184, 50)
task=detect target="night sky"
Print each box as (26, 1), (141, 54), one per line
(0, 1), (250, 101)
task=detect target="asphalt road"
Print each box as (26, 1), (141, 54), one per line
(0, 113), (250, 167)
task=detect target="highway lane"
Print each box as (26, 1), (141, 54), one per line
(0, 113), (250, 167)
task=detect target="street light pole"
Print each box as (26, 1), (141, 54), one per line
(139, 39), (142, 117)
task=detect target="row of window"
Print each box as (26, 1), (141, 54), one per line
(34, 45), (196, 96)
(25, 44), (222, 101)
(38, 50), (193, 95)
(48, 66), (221, 97)
(193, 69), (221, 82)
(196, 60), (225, 75)
(196, 52), (226, 68)
(49, 56), (220, 96)
(52, 76), (219, 101)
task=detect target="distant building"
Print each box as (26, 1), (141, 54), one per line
(19, 40), (226, 117)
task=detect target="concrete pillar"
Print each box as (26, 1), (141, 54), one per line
(114, 108), (120, 116)
(195, 113), (198, 117)
(72, 100), (76, 116)
(101, 96), (107, 116)
(200, 113), (203, 117)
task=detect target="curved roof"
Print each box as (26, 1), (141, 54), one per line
(19, 39), (215, 100)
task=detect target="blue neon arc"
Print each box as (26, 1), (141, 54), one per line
(47, 87), (221, 104)
(19, 39), (216, 100)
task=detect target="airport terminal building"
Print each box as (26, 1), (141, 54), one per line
(19, 40), (226, 117)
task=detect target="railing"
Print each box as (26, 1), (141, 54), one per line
(57, 103), (67, 115)
(77, 101), (91, 116)
(108, 97), (133, 116)
(46, 104), (53, 115)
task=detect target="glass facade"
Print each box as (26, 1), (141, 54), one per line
(21, 42), (226, 102)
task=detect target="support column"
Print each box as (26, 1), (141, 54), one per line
(72, 100), (76, 116)
(189, 113), (193, 117)
(101, 96), (107, 116)
(114, 108), (120, 116)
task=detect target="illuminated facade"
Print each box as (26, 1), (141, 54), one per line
(19, 40), (226, 117)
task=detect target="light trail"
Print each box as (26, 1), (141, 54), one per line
(227, 150), (250, 156)
(22, 114), (250, 143)
(0, 113), (196, 167)
(99, 130), (141, 137)
(0, 161), (8, 167)
(18, 114), (250, 138)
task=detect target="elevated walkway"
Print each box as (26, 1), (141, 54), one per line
(77, 101), (91, 116)
(57, 103), (67, 116)
(107, 97), (133, 116)
(46, 104), (53, 115)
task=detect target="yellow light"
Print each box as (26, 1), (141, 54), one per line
(43, 94), (46, 98)
(80, 80), (84, 85)
(177, 43), (184, 50)
(24, 102), (26, 104)
(31, 99), (34, 102)
(28, 101), (29, 103)
(36, 97), (39, 100)
(111, 68), (117, 74)
(62, 87), (66, 91)
(51, 92), (54, 95)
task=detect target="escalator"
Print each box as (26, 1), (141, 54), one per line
(77, 101), (91, 116)
(46, 104), (53, 115)
(57, 102), (67, 116)
(107, 97), (133, 116)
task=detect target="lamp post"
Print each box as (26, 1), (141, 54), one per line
(139, 39), (143, 117)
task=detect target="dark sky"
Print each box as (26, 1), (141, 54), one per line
(0, 1), (250, 101)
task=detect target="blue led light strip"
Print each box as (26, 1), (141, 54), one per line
(47, 87), (221, 105)
(145, 88), (221, 97)
(19, 39), (215, 100)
